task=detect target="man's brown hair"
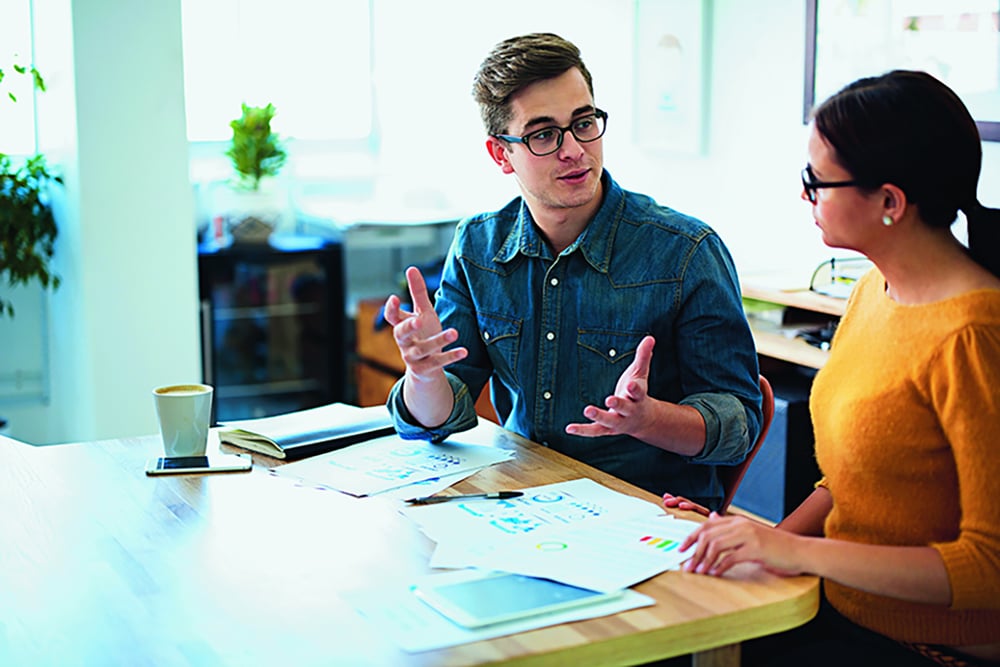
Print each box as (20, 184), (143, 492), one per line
(471, 32), (594, 137)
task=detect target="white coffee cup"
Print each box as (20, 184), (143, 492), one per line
(152, 384), (214, 457)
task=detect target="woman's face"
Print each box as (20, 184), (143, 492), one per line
(804, 124), (885, 253)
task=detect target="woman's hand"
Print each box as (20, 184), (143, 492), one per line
(680, 512), (807, 577)
(662, 492), (711, 518)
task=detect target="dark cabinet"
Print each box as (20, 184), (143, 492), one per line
(198, 236), (345, 421)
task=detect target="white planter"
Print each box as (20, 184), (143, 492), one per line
(212, 180), (292, 242)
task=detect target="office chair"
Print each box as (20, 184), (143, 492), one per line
(717, 374), (775, 515)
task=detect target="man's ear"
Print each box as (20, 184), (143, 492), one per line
(486, 137), (515, 174)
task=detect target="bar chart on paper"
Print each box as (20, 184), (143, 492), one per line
(639, 534), (683, 552)
(470, 512), (701, 592)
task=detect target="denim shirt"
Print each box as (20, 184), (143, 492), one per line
(389, 170), (761, 506)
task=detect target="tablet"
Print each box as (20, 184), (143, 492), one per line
(412, 571), (623, 628)
(145, 453), (252, 476)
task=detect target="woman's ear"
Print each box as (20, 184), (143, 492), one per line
(486, 137), (515, 174)
(881, 183), (908, 224)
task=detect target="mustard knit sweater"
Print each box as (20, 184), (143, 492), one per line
(810, 269), (1000, 645)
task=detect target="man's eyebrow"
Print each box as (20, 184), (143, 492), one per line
(520, 105), (596, 132)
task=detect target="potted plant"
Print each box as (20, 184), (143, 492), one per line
(221, 103), (288, 243)
(0, 59), (62, 318)
(226, 102), (287, 191)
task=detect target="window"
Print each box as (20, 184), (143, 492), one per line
(804, 0), (1000, 140)
(180, 0), (373, 143)
(0, 0), (39, 156)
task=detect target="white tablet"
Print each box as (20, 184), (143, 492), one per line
(412, 571), (623, 628)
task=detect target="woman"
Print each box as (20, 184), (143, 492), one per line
(665, 70), (1000, 666)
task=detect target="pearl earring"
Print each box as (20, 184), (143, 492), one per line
(882, 215), (894, 227)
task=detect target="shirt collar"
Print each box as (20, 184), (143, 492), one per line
(494, 169), (622, 272)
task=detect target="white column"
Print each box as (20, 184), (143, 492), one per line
(13, 0), (200, 443)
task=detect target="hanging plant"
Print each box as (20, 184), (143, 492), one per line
(0, 59), (62, 318)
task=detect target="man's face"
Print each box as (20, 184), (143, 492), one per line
(487, 68), (604, 219)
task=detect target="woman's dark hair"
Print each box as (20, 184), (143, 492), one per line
(812, 70), (1000, 278)
(471, 32), (593, 138)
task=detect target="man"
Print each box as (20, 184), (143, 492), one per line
(382, 33), (760, 508)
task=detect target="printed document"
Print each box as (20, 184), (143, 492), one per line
(273, 431), (515, 496)
(401, 478), (700, 591)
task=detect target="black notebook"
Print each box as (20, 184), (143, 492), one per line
(218, 404), (395, 461)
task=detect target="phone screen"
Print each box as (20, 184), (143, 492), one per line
(158, 456), (211, 469)
(414, 572), (618, 627)
(145, 453), (252, 475)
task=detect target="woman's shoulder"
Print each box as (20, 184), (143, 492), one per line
(943, 285), (1000, 322)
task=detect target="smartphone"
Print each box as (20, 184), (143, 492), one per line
(412, 571), (623, 628)
(145, 453), (252, 476)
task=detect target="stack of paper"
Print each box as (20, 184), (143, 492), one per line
(272, 429), (515, 497)
(401, 478), (701, 592)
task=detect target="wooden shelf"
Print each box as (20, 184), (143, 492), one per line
(743, 283), (845, 370)
(742, 284), (846, 317)
(750, 327), (831, 369)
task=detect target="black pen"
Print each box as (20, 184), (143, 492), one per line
(404, 491), (524, 505)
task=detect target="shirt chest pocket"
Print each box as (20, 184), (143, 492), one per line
(477, 311), (522, 377)
(577, 330), (646, 405)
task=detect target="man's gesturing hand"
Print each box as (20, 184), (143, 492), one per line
(565, 335), (656, 438)
(382, 266), (467, 381)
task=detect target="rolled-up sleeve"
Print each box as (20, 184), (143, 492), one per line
(671, 233), (761, 466)
(681, 391), (751, 464)
(387, 371), (479, 443)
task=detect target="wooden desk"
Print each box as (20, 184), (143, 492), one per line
(0, 422), (817, 666)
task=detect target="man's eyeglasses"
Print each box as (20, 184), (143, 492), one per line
(801, 164), (859, 203)
(495, 109), (608, 157)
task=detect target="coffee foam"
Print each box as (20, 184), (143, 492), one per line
(154, 384), (211, 396)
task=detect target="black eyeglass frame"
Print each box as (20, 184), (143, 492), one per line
(801, 164), (859, 203)
(494, 109), (609, 157)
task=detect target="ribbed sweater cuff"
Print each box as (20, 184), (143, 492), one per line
(932, 540), (998, 609)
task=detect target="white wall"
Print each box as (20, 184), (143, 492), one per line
(4, 0), (999, 443)
(617, 0), (825, 275)
(366, 0), (1000, 276)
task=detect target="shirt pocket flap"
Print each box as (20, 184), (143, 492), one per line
(477, 311), (521, 346)
(578, 330), (645, 365)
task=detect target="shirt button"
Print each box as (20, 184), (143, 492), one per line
(543, 391), (552, 400)
(550, 277), (559, 287)
(546, 332), (555, 341)
(609, 348), (617, 357)
(483, 331), (491, 341)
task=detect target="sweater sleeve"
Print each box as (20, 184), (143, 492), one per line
(927, 325), (1000, 610)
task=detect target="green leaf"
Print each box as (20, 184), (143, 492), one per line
(31, 66), (45, 92)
